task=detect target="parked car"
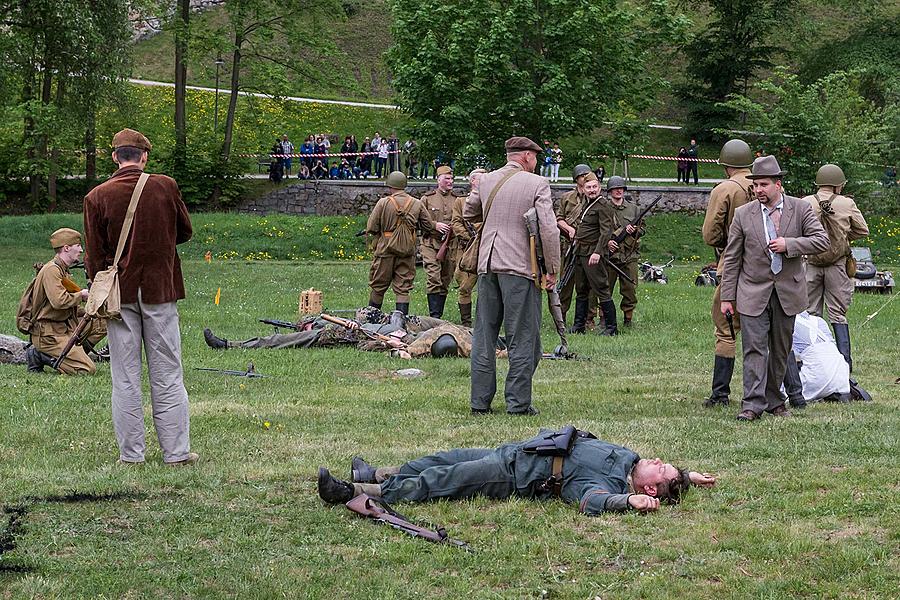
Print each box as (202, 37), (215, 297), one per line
(851, 247), (894, 294)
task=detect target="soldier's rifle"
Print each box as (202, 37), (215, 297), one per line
(50, 314), (92, 371)
(435, 230), (454, 262)
(725, 310), (736, 341)
(260, 318), (302, 332)
(610, 193), (662, 247)
(320, 313), (407, 349)
(346, 493), (472, 551)
(195, 362), (268, 378)
(523, 208), (570, 356)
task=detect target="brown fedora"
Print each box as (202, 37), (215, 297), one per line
(746, 155), (785, 179)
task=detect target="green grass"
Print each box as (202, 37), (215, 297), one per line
(1, 213), (898, 598)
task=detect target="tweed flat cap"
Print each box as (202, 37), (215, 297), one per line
(746, 155), (785, 179)
(436, 165), (453, 176)
(504, 136), (543, 153)
(50, 228), (81, 249)
(111, 128), (153, 152)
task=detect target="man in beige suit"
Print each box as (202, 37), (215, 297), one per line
(463, 136), (560, 415)
(720, 156), (829, 421)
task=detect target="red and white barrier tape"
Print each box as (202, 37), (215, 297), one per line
(241, 150), (402, 159)
(587, 154), (718, 163)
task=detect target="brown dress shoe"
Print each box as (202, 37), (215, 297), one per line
(736, 410), (759, 421)
(769, 405), (792, 417)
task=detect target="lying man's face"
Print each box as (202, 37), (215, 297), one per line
(632, 457), (689, 504)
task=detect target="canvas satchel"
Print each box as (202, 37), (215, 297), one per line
(85, 172), (150, 319)
(807, 192), (851, 268)
(458, 169), (518, 274)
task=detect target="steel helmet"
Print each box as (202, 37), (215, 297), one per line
(572, 164), (592, 181)
(815, 164), (847, 187)
(385, 171), (408, 189)
(718, 139), (753, 168)
(606, 175), (627, 191)
(430, 333), (459, 358)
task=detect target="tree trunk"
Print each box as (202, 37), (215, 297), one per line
(47, 78), (66, 211)
(85, 109), (97, 182)
(30, 56), (54, 207)
(174, 0), (189, 178)
(211, 36), (242, 205)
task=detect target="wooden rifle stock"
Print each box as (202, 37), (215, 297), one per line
(435, 231), (453, 261)
(320, 313), (407, 348)
(51, 314), (91, 371)
(346, 494), (471, 550)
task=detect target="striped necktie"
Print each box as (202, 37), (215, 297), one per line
(763, 206), (782, 274)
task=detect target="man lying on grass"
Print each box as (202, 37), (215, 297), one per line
(318, 426), (716, 514)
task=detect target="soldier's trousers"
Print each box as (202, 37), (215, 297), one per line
(574, 255), (612, 303)
(454, 266), (477, 304)
(711, 284), (741, 357)
(380, 445), (519, 503)
(108, 291), (192, 464)
(607, 259), (638, 314)
(740, 290), (794, 415)
(420, 244), (454, 294)
(31, 318), (106, 375)
(806, 263), (853, 324)
(230, 330), (322, 349)
(470, 273), (542, 413)
(369, 253), (416, 304)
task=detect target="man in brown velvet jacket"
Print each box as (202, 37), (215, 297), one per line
(83, 128), (198, 466)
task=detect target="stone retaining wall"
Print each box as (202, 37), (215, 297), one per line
(238, 180), (714, 216)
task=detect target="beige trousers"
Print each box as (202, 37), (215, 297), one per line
(806, 262), (853, 324)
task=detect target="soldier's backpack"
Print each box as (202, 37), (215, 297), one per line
(381, 194), (416, 256)
(16, 275), (38, 335)
(808, 192), (851, 268)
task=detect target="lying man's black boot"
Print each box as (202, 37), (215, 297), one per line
(350, 456), (378, 483)
(318, 467), (355, 503)
(203, 328), (228, 350)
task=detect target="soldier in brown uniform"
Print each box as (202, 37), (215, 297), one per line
(701, 139), (754, 407)
(605, 176), (645, 326)
(367, 171), (436, 315)
(24, 228), (107, 374)
(803, 164), (869, 374)
(573, 175), (618, 335)
(419, 165), (456, 318)
(450, 168), (486, 326)
(556, 164), (591, 322)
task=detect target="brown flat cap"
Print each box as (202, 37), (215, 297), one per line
(111, 128), (153, 152)
(50, 228), (81, 249)
(505, 136), (543, 153)
(746, 155), (785, 179)
(582, 172), (598, 183)
(436, 165), (453, 176)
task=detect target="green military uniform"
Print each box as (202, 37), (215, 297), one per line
(379, 432), (639, 516)
(556, 189), (582, 317)
(451, 194), (478, 326)
(367, 191), (435, 308)
(607, 197), (645, 321)
(420, 187), (457, 295)
(804, 191), (868, 325)
(702, 169), (753, 358)
(573, 197), (614, 307)
(29, 257), (106, 375)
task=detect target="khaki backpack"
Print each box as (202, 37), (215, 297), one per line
(381, 195), (417, 256)
(16, 276), (38, 335)
(807, 192), (851, 268)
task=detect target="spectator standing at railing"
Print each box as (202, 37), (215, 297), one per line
(388, 133), (400, 172)
(349, 135), (359, 154)
(299, 136), (315, 178)
(372, 132), (382, 155)
(269, 138), (283, 183)
(404, 138), (418, 178)
(360, 137), (373, 177)
(676, 147), (688, 183)
(321, 134), (331, 151)
(419, 152), (431, 179)
(550, 143), (563, 182)
(280, 135), (294, 176)
(377, 138), (390, 178)
(540, 141), (551, 177)
(340, 136), (353, 155)
(687, 139), (699, 184)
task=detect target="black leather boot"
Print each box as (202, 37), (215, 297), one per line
(569, 296), (588, 334)
(395, 302), (409, 316)
(427, 293), (441, 318)
(26, 346), (54, 373)
(598, 299), (618, 336)
(350, 456), (378, 483)
(783, 351), (806, 409)
(203, 328), (228, 350)
(459, 303), (472, 327)
(368, 299), (383, 309)
(832, 323), (852, 372)
(703, 355), (734, 407)
(317, 467), (355, 503)
(436, 294), (448, 319)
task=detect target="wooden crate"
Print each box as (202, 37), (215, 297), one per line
(298, 288), (323, 316)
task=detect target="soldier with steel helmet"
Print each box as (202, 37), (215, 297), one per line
(366, 171), (436, 315)
(555, 164), (594, 322)
(605, 176), (645, 327)
(802, 164), (869, 385)
(700, 139), (754, 408)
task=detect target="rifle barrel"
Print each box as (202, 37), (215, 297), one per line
(51, 315), (91, 371)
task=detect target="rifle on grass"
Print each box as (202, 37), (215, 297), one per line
(260, 318), (301, 331)
(320, 314), (407, 349)
(610, 193), (662, 247)
(195, 362), (268, 378)
(51, 314), (92, 371)
(346, 494), (472, 551)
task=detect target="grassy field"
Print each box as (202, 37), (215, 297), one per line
(0, 213), (898, 598)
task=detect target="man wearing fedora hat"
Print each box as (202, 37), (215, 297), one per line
(463, 136), (560, 415)
(719, 155), (829, 421)
(83, 128), (198, 466)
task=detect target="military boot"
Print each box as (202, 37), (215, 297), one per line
(436, 294), (448, 319)
(26, 346), (55, 373)
(395, 302), (409, 316)
(598, 299), (618, 336)
(203, 328), (229, 350)
(427, 294), (442, 318)
(623, 310), (633, 327)
(703, 355), (734, 407)
(317, 467), (355, 504)
(569, 296), (589, 334)
(351, 456), (378, 483)
(832, 323), (852, 372)
(459, 303), (472, 327)
(783, 351), (806, 409)
(368, 299), (383, 310)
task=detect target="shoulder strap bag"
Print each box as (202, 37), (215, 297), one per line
(458, 169), (519, 274)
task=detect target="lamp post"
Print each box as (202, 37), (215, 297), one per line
(214, 55), (225, 133)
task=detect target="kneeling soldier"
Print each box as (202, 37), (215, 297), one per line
(367, 171), (436, 314)
(24, 228), (107, 374)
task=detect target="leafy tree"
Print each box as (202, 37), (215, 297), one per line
(386, 0), (687, 164)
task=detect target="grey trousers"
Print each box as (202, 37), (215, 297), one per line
(234, 329), (321, 349)
(380, 445), (518, 503)
(108, 290), (191, 463)
(470, 273), (542, 413)
(739, 289), (795, 415)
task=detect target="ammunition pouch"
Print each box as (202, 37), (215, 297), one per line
(524, 426), (598, 497)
